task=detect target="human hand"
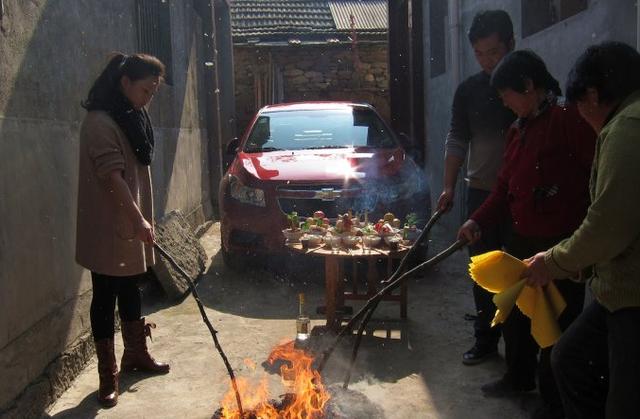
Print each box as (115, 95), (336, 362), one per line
(437, 188), (455, 213)
(457, 219), (481, 244)
(521, 252), (553, 287)
(135, 218), (155, 246)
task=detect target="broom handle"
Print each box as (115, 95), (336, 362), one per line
(153, 243), (244, 417)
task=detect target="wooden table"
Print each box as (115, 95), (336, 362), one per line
(287, 242), (410, 331)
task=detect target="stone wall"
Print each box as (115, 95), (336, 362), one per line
(0, 0), (221, 415)
(234, 43), (389, 135)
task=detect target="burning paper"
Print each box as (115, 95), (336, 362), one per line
(217, 341), (330, 419)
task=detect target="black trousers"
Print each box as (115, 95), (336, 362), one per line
(552, 301), (640, 419)
(466, 187), (510, 347)
(505, 234), (585, 411)
(90, 271), (144, 340)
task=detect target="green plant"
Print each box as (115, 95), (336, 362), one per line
(405, 212), (419, 228)
(287, 211), (300, 230)
(361, 224), (375, 235)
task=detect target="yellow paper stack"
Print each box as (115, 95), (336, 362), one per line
(469, 251), (566, 348)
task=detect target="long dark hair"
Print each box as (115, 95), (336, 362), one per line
(491, 50), (562, 96)
(82, 52), (165, 111)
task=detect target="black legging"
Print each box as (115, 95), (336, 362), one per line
(90, 271), (144, 340)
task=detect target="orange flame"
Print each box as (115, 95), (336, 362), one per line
(219, 341), (330, 419)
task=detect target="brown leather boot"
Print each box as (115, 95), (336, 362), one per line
(94, 338), (118, 407)
(120, 318), (170, 374)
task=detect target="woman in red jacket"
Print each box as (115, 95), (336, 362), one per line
(458, 50), (596, 419)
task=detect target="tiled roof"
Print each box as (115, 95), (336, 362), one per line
(329, 0), (387, 31)
(231, 0), (387, 43)
(231, 1), (335, 38)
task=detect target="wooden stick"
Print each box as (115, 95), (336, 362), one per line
(318, 211), (442, 372)
(318, 211), (466, 374)
(154, 243), (244, 417)
(340, 239), (467, 387)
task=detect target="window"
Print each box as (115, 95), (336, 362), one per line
(136, 0), (173, 84)
(429, 0), (448, 78)
(522, 0), (587, 37)
(243, 108), (397, 153)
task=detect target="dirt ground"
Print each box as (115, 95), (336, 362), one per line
(46, 223), (539, 419)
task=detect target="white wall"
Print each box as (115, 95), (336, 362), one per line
(424, 0), (637, 239)
(0, 0), (216, 409)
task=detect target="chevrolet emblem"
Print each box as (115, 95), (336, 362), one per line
(317, 188), (340, 201)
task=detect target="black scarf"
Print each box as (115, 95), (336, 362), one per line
(106, 91), (155, 166)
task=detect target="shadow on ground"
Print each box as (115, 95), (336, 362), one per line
(103, 225), (541, 418)
(44, 369), (168, 418)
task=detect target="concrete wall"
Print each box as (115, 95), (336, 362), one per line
(234, 43), (389, 135)
(0, 0), (218, 413)
(424, 0), (638, 238)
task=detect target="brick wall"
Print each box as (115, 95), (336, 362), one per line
(234, 43), (389, 136)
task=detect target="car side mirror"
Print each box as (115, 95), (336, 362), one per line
(226, 137), (240, 155)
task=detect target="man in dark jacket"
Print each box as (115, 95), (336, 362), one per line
(436, 10), (516, 365)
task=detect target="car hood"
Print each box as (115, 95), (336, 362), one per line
(236, 148), (407, 181)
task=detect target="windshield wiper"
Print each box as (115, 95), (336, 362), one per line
(244, 146), (282, 153)
(303, 145), (350, 150)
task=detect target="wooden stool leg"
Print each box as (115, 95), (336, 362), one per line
(366, 259), (378, 296)
(324, 256), (344, 331)
(401, 280), (408, 319)
(387, 258), (408, 319)
(351, 260), (358, 296)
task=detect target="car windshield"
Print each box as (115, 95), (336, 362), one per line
(243, 107), (397, 152)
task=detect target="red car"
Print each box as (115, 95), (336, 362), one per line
(219, 102), (430, 264)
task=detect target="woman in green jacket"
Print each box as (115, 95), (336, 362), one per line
(523, 42), (640, 419)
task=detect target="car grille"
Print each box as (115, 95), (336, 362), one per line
(276, 184), (366, 218)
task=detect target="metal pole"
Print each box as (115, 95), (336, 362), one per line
(637, 0), (640, 51)
(448, 0), (460, 87)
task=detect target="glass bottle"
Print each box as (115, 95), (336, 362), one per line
(296, 293), (310, 342)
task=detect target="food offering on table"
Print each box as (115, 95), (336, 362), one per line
(325, 235), (342, 249)
(359, 222), (380, 248)
(342, 235), (361, 248)
(328, 212), (357, 237)
(384, 235), (402, 251)
(373, 218), (398, 238)
(292, 210), (419, 251)
(282, 211), (304, 243)
(377, 212), (402, 249)
(402, 212), (422, 243)
(300, 233), (323, 249)
(323, 211), (361, 249)
(302, 211), (328, 236)
(362, 234), (381, 247)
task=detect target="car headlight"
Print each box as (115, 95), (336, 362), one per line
(228, 174), (266, 207)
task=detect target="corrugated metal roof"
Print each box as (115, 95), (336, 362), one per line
(230, 0), (387, 41)
(230, 1), (335, 37)
(328, 0), (387, 31)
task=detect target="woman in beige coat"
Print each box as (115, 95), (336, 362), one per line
(77, 53), (169, 407)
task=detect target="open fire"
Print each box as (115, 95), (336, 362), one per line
(216, 341), (330, 419)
